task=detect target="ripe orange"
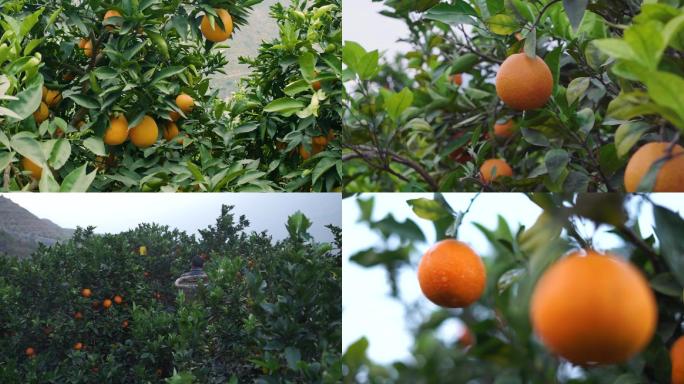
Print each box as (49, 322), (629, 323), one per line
(104, 114), (129, 145)
(129, 116), (159, 148)
(81, 288), (92, 298)
(74, 311), (83, 320)
(103, 299), (112, 309)
(417, 239), (486, 308)
(312, 80), (322, 91)
(624, 142), (684, 192)
(43, 88), (62, 107)
(168, 111), (181, 122)
(312, 135), (328, 155)
(480, 159), (513, 183)
(122, 320), (129, 328)
(21, 157), (43, 179)
(299, 145), (311, 160)
(495, 53), (553, 110)
(25, 347), (35, 357)
(201, 9), (233, 42)
(163, 122), (180, 141)
(175, 93), (194, 114)
(494, 119), (516, 138)
(672, 336), (684, 384)
(451, 73), (463, 86)
(458, 327), (475, 348)
(78, 38), (88, 49)
(82, 39), (93, 58)
(33, 102), (49, 124)
(113, 295), (123, 304)
(103, 10), (121, 30)
(73, 342), (83, 351)
(530, 250), (657, 365)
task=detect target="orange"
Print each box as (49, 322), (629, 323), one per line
(163, 122), (180, 141)
(312, 80), (322, 91)
(33, 102), (49, 124)
(494, 119), (515, 138)
(104, 114), (128, 145)
(672, 336), (684, 384)
(103, 10), (121, 30)
(168, 111), (181, 122)
(73, 342), (83, 351)
(299, 145), (311, 160)
(103, 299), (112, 309)
(43, 89), (62, 107)
(451, 73), (463, 86)
(21, 157), (43, 179)
(175, 93), (194, 114)
(121, 320), (129, 328)
(479, 159), (512, 183)
(74, 311), (83, 320)
(624, 142), (684, 192)
(78, 38), (88, 49)
(129, 116), (158, 148)
(200, 9), (233, 42)
(25, 347), (35, 357)
(113, 295), (123, 304)
(312, 135), (328, 155)
(530, 250), (657, 365)
(458, 327), (475, 348)
(495, 53), (553, 110)
(81, 288), (92, 298)
(83, 39), (93, 58)
(417, 239), (486, 308)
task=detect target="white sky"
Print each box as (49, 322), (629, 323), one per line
(342, 0), (411, 56)
(342, 193), (684, 364)
(1, 193), (341, 242)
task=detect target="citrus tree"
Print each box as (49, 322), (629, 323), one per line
(343, 0), (684, 192)
(343, 193), (684, 382)
(0, 206), (341, 383)
(0, 0), (341, 192)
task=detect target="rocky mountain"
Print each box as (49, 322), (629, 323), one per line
(0, 196), (73, 259)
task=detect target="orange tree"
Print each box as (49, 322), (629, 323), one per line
(343, 193), (683, 382)
(343, 0), (684, 192)
(227, 0), (342, 192)
(0, 206), (341, 383)
(0, 0), (341, 192)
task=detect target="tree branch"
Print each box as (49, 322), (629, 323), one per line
(344, 145), (439, 190)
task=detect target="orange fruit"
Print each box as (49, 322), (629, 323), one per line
(104, 114), (128, 145)
(81, 288), (92, 298)
(74, 311), (83, 320)
(33, 102), (49, 124)
(494, 119), (516, 138)
(451, 73), (463, 86)
(129, 115), (158, 148)
(25, 347), (35, 357)
(175, 93), (194, 114)
(103, 10), (121, 30)
(480, 159), (513, 183)
(163, 122), (180, 141)
(624, 142), (684, 192)
(43, 89), (62, 107)
(103, 299), (112, 309)
(21, 157), (43, 179)
(78, 38), (88, 49)
(530, 250), (657, 365)
(312, 135), (328, 155)
(168, 111), (181, 122)
(672, 336), (684, 384)
(495, 53), (553, 110)
(73, 342), (83, 351)
(121, 320), (129, 328)
(113, 295), (123, 304)
(83, 39), (93, 58)
(299, 145), (311, 160)
(458, 327), (475, 348)
(417, 239), (486, 308)
(200, 9), (233, 42)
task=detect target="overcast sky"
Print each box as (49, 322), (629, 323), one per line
(1, 193), (341, 242)
(343, 0), (411, 56)
(343, 193), (684, 364)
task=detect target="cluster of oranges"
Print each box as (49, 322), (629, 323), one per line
(299, 130), (336, 160)
(417, 239), (683, 378)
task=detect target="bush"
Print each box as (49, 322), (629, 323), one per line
(0, 206), (341, 383)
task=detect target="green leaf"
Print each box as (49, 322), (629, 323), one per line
(487, 14), (518, 35)
(645, 71), (684, 126)
(592, 38), (636, 61)
(48, 139), (71, 170)
(614, 121), (649, 158)
(59, 164), (96, 192)
(147, 31), (170, 60)
(450, 53), (479, 74)
(284, 347), (301, 370)
(38, 169), (60, 192)
(624, 21), (665, 70)
(10, 136), (46, 165)
(66, 94), (99, 109)
(263, 98), (305, 117)
(283, 79), (310, 96)
(150, 66), (185, 85)
(562, 0), (588, 32)
(7, 74), (43, 121)
(383, 88), (413, 122)
(311, 157), (336, 185)
(424, 3), (477, 25)
(566, 77), (590, 105)
(653, 205), (684, 287)
(544, 149), (569, 183)
(406, 198), (449, 221)
(299, 52), (316, 80)
(0, 151), (14, 171)
(83, 137), (106, 156)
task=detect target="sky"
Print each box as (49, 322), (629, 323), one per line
(342, 0), (411, 56)
(342, 193), (684, 364)
(1, 193), (341, 242)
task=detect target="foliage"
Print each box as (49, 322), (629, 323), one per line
(0, 206), (341, 383)
(0, 0), (341, 192)
(343, 193), (683, 382)
(342, 0), (684, 192)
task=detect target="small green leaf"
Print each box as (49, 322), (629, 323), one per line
(614, 121), (649, 158)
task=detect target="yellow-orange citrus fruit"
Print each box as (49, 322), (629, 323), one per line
(452, 73), (463, 86)
(530, 250), (657, 365)
(122, 320), (129, 328)
(129, 116), (158, 148)
(81, 288), (92, 298)
(103, 299), (112, 309)
(479, 159), (512, 183)
(33, 102), (49, 123)
(78, 38), (88, 49)
(21, 157), (43, 179)
(83, 39), (93, 58)
(327, 129), (336, 143)
(25, 347), (35, 357)
(104, 114), (128, 145)
(459, 327), (475, 348)
(175, 93), (194, 114)
(163, 122), (180, 141)
(312, 135), (328, 155)
(417, 239), (486, 308)
(672, 336), (684, 384)
(113, 295), (123, 304)
(103, 10), (121, 30)
(73, 342), (83, 351)
(496, 53), (553, 110)
(168, 111), (181, 122)
(299, 145), (311, 160)
(200, 9), (234, 42)
(494, 119), (515, 138)
(624, 142), (684, 192)
(43, 89), (62, 107)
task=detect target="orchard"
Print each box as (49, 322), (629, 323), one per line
(0, 206), (341, 382)
(343, 193), (684, 382)
(343, 0), (684, 192)
(0, 0), (341, 192)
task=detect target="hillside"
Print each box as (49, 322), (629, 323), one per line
(0, 196), (73, 258)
